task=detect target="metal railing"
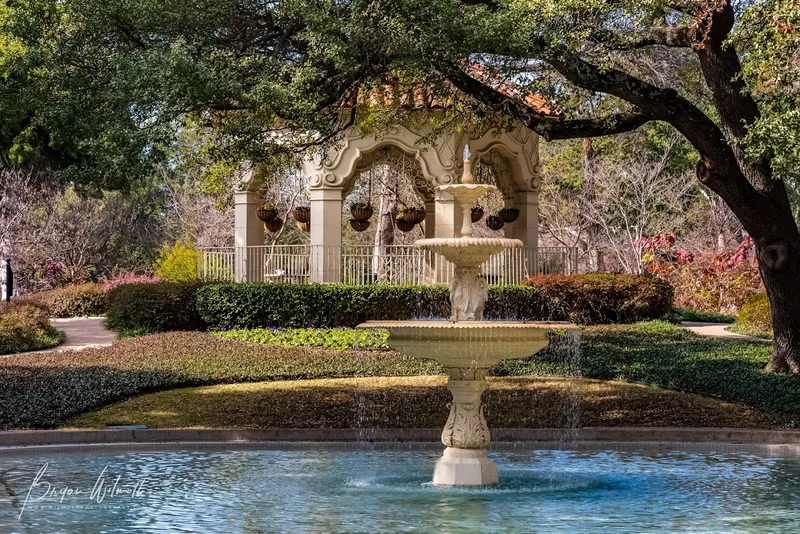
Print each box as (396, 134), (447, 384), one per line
(200, 248), (236, 282)
(200, 245), (577, 284)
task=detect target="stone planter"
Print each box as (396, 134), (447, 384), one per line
(293, 207), (311, 223)
(256, 207), (278, 223)
(349, 219), (371, 232)
(471, 208), (484, 223)
(498, 207), (520, 224)
(486, 215), (504, 231)
(350, 207), (374, 222)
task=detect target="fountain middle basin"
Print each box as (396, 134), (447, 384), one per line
(358, 320), (576, 486)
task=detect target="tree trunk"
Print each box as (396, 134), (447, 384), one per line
(754, 234), (800, 373)
(580, 138), (603, 272)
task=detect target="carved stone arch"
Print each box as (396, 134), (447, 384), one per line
(467, 126), (542, 193)
(349, 145), (435, 202)
(236, 166), (263, 193)
(302, 125), (455, 192)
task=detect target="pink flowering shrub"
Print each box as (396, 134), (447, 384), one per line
(637, 233), (762, 314)
(100, 273), (161, 291)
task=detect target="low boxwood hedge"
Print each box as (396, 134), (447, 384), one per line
(105, 282), (205, 336)
(105, 274), (673, 335)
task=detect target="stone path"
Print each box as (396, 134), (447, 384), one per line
(50, 317), (116, 351)
(679, 321), (769, 342)
(2, 317), (116, 358)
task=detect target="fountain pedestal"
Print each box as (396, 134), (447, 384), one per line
(433, 378), (498, 485)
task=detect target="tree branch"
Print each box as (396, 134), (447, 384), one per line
(589, 26), (692, 49)
(443, 63), (653, 140)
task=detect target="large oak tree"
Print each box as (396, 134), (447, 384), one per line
(2, 0), (799, 370)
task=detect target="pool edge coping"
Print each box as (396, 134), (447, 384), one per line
(3, 427), (800, 452)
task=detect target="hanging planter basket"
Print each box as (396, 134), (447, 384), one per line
(257, 206), (279, 223)
(264, 218), (283, 233)
(293, 206), (311, 223)
(486, 215), (505, 231)
(349, 218), (371, 232)
(471, 206), (485, 223)
(498, 207), (520, 224)
(396, 219), (416, 233)
(297, 221), (310, 232)
(350, 205), (374, 222)
(400, 207), (426, 224)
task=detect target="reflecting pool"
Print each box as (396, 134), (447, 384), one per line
(2, 447), (799, 533)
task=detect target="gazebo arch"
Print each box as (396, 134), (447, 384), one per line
(232, 120), (546, 283)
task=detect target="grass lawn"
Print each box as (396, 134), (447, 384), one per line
(2, 321), (797, 430)
(66, 376), (771, 429)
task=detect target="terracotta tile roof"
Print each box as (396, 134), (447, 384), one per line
(351, 64), (558, 116)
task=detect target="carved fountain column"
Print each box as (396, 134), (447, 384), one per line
(434, 367), (498, 485)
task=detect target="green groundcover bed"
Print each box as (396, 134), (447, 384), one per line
(0, 322), (795, 430)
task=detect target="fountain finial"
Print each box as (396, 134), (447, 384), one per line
(461, 144), (474, 185)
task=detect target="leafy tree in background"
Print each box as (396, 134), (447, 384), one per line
(2, 0), (800, 372)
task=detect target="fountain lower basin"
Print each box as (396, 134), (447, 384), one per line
(358, 320), (578, 486)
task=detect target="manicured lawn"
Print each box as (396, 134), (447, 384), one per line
(66, 376), (771, 430)
(0, 332), (439, 430)
(511, 321), (797, 424)
(2, 321), (797, 430)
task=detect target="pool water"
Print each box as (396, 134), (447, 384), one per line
(2, 447), (800, 533)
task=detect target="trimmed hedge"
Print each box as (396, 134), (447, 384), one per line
(738, 292), (772, 334)
(197, 284), (451, 329)
(0, 302), (65, 355)
(21, 283), (107, 318)
(106, 275), (673, 335)
(521, 273), (673, 325)
(105, 282), (205, 336)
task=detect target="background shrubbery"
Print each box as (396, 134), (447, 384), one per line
(0, 302), (65, 355)
(105, 282), (206, 336)
(103, 274), (673, 335)
(21, 283), (108, 318)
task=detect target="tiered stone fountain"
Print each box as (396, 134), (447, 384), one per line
(358, 147), (577, 486)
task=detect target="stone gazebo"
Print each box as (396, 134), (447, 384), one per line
(232, 122), (545, 284)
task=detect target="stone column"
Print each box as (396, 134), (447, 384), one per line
(433, 189), (459, 284)
(310, 188), (343, 283)
(234, 190), (266, 282)
(423, 200), (437, 283)
(512, 191), (540, 279)
(433, 373), (498, 486)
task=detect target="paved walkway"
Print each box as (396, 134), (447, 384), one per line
(680, 321), (769, 342)
(50, 317), (116, 351)
(1, 317), (116, 358)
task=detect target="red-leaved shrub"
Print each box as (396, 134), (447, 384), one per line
(522, 273), (673, 325)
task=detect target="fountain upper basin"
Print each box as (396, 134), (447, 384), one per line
(357, 321), (576, 369)
(414, 237), (523, 267)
